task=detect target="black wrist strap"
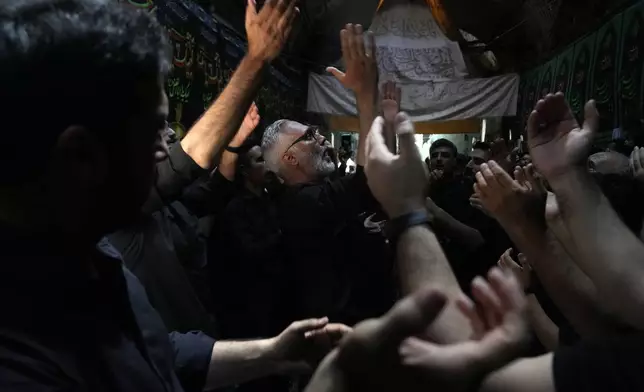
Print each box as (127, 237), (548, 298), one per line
(226, 146), (242, 153)
(385, 210), (431, 244)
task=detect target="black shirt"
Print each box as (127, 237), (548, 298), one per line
(210, 188), (288, 339)
(109, 144), (235, 336)
(278, 166), (396, 326)
(429, 175), (512, 290)
(554, 334), (644, 391)
(0, 232), (215, 392)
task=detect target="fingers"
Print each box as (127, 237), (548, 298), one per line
(455, 293), (486, 338)
(488, 161), (514, 188)
(377, 286), (448, 346)
(514, 165), (526, 185)
(246, 0), (258, 21)
(340, 28), (353, 62)
(631, 147), (644, 171)
(471, 276), (503, 328)
(479, 163), (499, 192)
(366, 116), (394, 164)
(306, 324), (353, 342)
(365, 30), (376, 60)
(395, 112), (419, 160)
(488, 267), (526, 311)
(583, 99), (599, 135)
(290, 317), (329, 333)
(517, 253), (530, 270)
(345, 24), (358, 61)
(353, 24), (365, 59)
(326, 67), (346, 83)
(475, 172), (489, 196)
(526, 110), (540, 146)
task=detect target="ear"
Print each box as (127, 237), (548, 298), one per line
(283, 151), (298, 167)
(52, 126), (109, 186)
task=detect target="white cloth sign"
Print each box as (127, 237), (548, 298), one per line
(307, 73), (519, 122)
(370, 3), (468, 82)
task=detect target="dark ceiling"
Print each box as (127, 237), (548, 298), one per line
(199, 0), (638, 73)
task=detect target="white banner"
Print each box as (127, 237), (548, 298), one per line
(370, 3), (468, 82)
(307, 73), (519, 122)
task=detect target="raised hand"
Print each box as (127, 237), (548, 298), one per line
(365, 112), (427, 218)
(630, 146), (644, 185)
(398, 268), (529, 392)
(327, 24), (378, 97)
(474, 161), (543, 225)
(527, 93), (599, 182)
(498, 249), (532, 292)
(245, 0), (298, 63)
(230, 102), (260, 147)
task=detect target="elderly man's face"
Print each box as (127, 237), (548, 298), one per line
(280, 121), (336, 179)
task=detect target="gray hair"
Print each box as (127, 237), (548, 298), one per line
(261, 119), (288, 173)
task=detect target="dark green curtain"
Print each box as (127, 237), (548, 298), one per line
(118, 0), (308, 138)
(518, 0), (644, 145)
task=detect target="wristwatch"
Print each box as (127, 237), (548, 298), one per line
(225, 145), (243, 153)
(384, 210), (431, 245)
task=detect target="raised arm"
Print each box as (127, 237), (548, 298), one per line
(527, 93), (644, 330)
(217, 102), (260, 182)
(180, 0), (296, 169)
(327, 24), (378, 167)
(474, 161), (616, 338)
(364, 112), (471, 343)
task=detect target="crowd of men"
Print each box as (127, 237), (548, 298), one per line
(2, 0), (644, 391)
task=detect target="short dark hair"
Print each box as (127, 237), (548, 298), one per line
(430, 138), (457, 156)
(472, 141), (491, 152)
(0, 0), (171, 184)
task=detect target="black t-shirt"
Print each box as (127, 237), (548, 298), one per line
(554, 334), (644, 391)
(278, 166), (397, 326)
(209, 189), (289, 339)
(429, 175), (512, 290)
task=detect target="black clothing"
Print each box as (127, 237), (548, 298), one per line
(553, 334), (644, 391)
(429, 175), (512, 290)
(278, 166), (397, 326)
(0, 231), (215, 392)
(109, 144), (235, 336)
(210, 188), (288, 339)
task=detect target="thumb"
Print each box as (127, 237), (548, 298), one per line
(377, 286), (447, 346)
(290, 317), (330, 334)
(326, 67), (346, 82)
(583, 100), (599, 135)
(395, 112), (420, 160)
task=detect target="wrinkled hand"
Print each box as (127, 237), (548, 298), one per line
(230, 102), (260, 147)
(497, 249), (532, 291)
(630, 146), (644, 185)
(399, 268), (529, 392)
(245, 0), (298, 63)
(474, 161), (544, 225)
(327, 24), (378, 97)
(527, 93), (598, 182)
(365, 112), (427, 218)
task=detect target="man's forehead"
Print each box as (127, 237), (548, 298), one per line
(471, 149), (487, 158)
(281, 120), (308, 136)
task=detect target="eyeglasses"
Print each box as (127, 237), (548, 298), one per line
(283, 126), (322, 155)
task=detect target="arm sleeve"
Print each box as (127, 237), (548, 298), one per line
(553, 334), (644, 392)
(142, 143), (207, 215)
(180, 170), (237, 218)
(167, 331), (216, 392)
(324, 165), (379, 216)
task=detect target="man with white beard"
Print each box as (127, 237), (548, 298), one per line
(261, 24), (396, 327)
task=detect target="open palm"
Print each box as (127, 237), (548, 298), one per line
(527, 93), (598, 181)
